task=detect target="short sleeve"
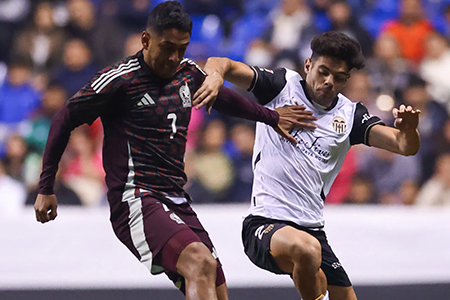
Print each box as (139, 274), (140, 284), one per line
(248, 67), (287, 105)
(350, 102), (385, 146)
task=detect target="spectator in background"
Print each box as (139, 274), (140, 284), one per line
(229, 122), (255, 203)
(359, 148), (421, 205)
(327, 0), (373, 57)
(0, 0), (30, 62)
(246, 0), (316, 67)
(12, 1), (66, 71)
(0, 134), (28, 182)
(420, 32), (450, 114)
(51, 38), (98, 97)
(381, 0), (434, 66)
(116, 0), (151, 35)
(25, 83), (67, 155)
(326, 149), (357, 204)
(0, 160), (26, 216)
(342, 70), (393, 122)
(0, 58), (40, 152)
(184, 0), (242, 37)
(66, 0), (124, 66)
(365, 33), (411, 101)
(402, 75), (449, 184)
(26, 167), (83, 206)
(415, 152), (450, 206)
(343, 175), (376, 205)
(186, 119), (234, 203)
(62, 126), (105, 206)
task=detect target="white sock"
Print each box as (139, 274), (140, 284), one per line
(313, 291), (329, 300)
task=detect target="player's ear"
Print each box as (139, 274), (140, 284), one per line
(141, 31), (150, 50)
(304, 58), (312, 74)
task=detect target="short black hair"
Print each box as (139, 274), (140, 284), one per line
(311, 31), (365, 71)
(147, 1), (192, 35)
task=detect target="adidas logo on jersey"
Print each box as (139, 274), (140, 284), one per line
(137, 93), (155, 107)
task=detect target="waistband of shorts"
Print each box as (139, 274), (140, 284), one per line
(245, 215), (324, 231)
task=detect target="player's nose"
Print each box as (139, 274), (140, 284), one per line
(169, 51), (181, 64)
(324, 75), (334, 87)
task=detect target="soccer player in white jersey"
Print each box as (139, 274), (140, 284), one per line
(193, 31), (420, 300)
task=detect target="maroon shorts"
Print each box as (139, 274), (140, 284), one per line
(112, 195), (225, 292)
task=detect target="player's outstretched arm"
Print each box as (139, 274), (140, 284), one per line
(212, 87), (316, 144)
(193, 57), (254, 113)
(368, 104), (421, 156)
(34, 194), (58, 223)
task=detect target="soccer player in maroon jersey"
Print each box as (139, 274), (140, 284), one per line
(33, 1), (317, 300)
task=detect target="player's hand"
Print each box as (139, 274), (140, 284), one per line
(193, 72), (224, 114)
(275, 104), (317, 145)
(34, 194), (58, 223)
(393, 104), (420, 132)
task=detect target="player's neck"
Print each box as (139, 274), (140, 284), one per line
(301, 80), (335, 110)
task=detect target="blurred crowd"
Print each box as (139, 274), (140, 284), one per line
(1, 0), (450, 215)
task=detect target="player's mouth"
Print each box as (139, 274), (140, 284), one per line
(317, 88), (333, 96)
(164, 64), (177, 72)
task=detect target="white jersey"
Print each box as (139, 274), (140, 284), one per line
(246, 67), (383, 228)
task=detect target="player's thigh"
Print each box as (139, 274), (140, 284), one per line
(216, 282), (228, 300)
(328, 285), (357, 300)
(159, 200), (226, 287)
(242, 216), (319, 275)
(270, 225), (322, 273)
(112, 195), (195, 267)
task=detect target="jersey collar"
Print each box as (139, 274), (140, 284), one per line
(136, 50), (159, 78)
(300, 80), (339, 112)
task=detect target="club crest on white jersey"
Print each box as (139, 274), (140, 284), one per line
(332, 117), (346, 134)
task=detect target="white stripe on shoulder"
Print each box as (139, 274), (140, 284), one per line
(94, 65), (141, 94)
(181, 58), (206, 75)
(91, 58), (139, 90)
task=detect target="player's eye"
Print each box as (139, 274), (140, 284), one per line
(179, 47), (187, 55)
(318, 69), (328, 76)
(335, 75), (348, 83)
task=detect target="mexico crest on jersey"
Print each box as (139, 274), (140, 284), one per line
(179, 82), (191, 108)
(332, 117), (346, 134)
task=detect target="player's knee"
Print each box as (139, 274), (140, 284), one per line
(289, 238), (322, 267)
(178, 242), (217, 279)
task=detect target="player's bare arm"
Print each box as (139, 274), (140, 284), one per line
(34, 194), (58, 223)
(368, 104), (421, 156)
(193, 57), (254, 112)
